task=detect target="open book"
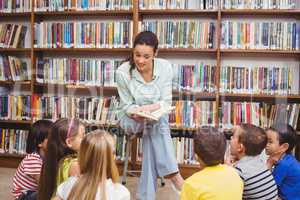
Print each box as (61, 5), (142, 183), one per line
(128, 106), (175, 121)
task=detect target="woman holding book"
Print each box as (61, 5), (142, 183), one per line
(116, 31), (183, 200)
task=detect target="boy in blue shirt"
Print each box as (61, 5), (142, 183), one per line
(266, 123), (300, 200)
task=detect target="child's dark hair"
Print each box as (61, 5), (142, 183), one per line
(268, 123), (297, 154)
(238, 123), (267, 156)
(194, 126), (226, 166)
(38, 118), (83, 200)
(26, 120), (53, 154)
(129, 31), (158, 75)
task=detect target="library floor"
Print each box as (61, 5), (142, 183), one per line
(0, 167), (179, 200)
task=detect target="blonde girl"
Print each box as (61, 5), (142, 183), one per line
(38, 118), (85, 200)
(54, 129), (130, 200)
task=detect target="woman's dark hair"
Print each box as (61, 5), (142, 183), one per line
(26, 120), (53, 154)
(38, 118), (83, 200)
(128, 31), (159, 75)
(194, 126), (226, 166)
(268, 123), (297, 154)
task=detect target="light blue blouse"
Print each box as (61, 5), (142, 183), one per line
(116, 58), (173, 120)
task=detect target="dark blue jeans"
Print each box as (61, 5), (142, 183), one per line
(17, 191), (37, 200)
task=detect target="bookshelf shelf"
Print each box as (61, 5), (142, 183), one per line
(173, 91), (217, 99)
(0, 81), (31, 86)
(139, 9), (218, 16)
(0, 48), (31, 53)
(221, 49), (300, 55)
(33, 48), (132, 53)
(34, 10), (133, 16)
(159, 48), (217, 53)
(0, 12), (31, 17)
(0, 120), (32, 125)
(220, 93), (300, 100)
(221, 9), (300, 16)
(34, 82), (118, 93)
(0, 153), (25, 158)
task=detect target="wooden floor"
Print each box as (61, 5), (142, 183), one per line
(0, 167), (179, 200)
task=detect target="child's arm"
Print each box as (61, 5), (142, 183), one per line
(68, 160), (80, 177)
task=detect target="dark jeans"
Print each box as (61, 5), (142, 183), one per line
(17, 191), (37, 200)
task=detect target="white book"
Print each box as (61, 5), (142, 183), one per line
(128, 106), (175, 121)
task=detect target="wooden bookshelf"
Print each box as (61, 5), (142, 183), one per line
(139, 9), (218, 16)
(220, 49), (300, 56)
(34, 10), (133, 16)
(221, 9), (300, 15)
(0, 12), (31, 17)
(33, 48), (132, 52)
(1, 2), (300, 175)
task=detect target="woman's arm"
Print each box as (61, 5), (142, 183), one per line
(116, 69), (139, 116)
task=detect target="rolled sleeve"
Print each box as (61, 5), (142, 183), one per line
(116, 69), (138, 118)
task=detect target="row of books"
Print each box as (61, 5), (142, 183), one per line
(0, 55), (30, 81)
(34, 21), (132, 48)
(221, 21), (300, 50)
(34, 0), (132, 11)
(0, 24), (28, 48)
(2, 54), (300, 96)
(0, 0), (31, 13)
(0, 127), (127, 159)
(136, 137), (198, 164)
(0, 95), (31, 120)
(1, 0), (297, 13)
(139, 0), (218, 10)
(0, 129), (28, 155)
(221, 102), (300, 129)
(1, 95), (299, 130)
(2, 20), (299, 50)
(172, 63), (217, 93)
(140, 20), (215, 49)
(169, 100), (217, 128)
(220, 65), (295, 95)
(114, 133), (127, 161)
(31, 95), (119, 124)
(36, 57), (122, 86)
(222, 0), (297, 9)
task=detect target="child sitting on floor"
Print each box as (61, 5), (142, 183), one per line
(181, 126), (243, 200)
(230, 123), (278, 200)
(12, 120), (53, 200)
(53, 129), (130, 200)
(265, 123), (300, 199)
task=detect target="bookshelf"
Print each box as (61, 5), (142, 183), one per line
(0, 0), (300, 178)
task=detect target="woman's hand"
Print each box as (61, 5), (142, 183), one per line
(131, 114), (146, 122)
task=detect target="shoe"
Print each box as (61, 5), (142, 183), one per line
(170, 182), (181, 197)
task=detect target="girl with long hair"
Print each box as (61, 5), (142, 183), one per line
(12, 120), (53, 200)
(53, 129), (130, 200)
(38, 118), (85, 200)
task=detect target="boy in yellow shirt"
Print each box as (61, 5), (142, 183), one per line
(181, 127), (243, 200)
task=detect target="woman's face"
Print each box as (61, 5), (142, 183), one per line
(133, 44), (155, 73)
